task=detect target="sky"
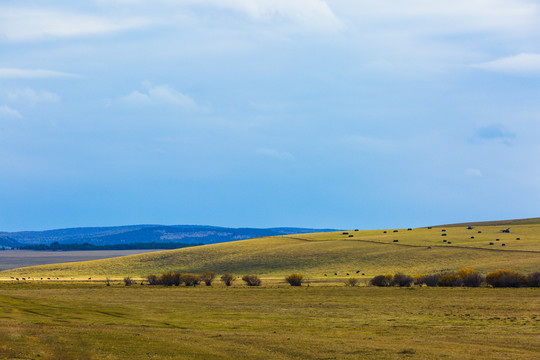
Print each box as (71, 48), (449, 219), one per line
(1, 0), (539, 232)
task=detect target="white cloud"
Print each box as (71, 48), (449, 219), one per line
(256, 148), (295, 160)
(7, 88), (60, 105)
(119, 83), (197, 108)
(0, 68), (77, 79)
(0, 7), (150, 41)
(473, 53), (540, 75)
(0, 105), (22, 118)
(466, 168), (483, 177)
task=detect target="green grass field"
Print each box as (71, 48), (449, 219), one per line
(0, 282), (538, 360)
(1, 221), (538, 280)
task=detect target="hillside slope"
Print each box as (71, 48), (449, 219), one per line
(2, 221), (539, 279)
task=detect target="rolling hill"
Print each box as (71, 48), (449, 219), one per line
(1, 219), (539, 279)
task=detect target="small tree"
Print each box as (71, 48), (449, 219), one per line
(242, 275), (262, 286)
(200, 271), (216, 286)
(392, 273), (414, 287)
(181, 273), (201, 286)
(344, 278), (360, 287)
(437, 272), (463, 287)
(370, 274), (393, 287)
(416, 273), (442, 287)
(123, 277), (134, 286)
(486, 270), (525, 287)
(457, 268), (484, 287)
(526, 272), (540, 287)
(146, 274), (159, 285)
(221, 273), (236, 286)
(285, 273), (304, 286)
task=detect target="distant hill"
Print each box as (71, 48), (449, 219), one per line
(3, 219), (538, 279)
(0, 225), (337, 247)
(434, 217), (540, 227)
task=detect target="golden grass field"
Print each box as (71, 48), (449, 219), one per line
(1, 219), (538, 280)
(0, 218), (538, 359)
(0, 282), (539, 360)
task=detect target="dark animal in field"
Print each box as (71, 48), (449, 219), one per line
(407, 228), (412, 231)
(442, 229), (446, 232)
(393, 230), (398, 233)
(346, 273), (349, 276)
(324, 274), (327, 276)
(348, 235), (353, 237)
(516, 238), (520, 240)
(427, 246), (432, 249)
(342, 232), (349, 235)
(362, 273), (365, 276)
(447, 242), (452, 244)
(443, 239), (447, 242)
(467, 226), (473, 230)
(496, 239), (500, 241)
(354, 229), (359, 231)
(383, 231), (387, 233)
(22, 278), (25, 280)
(393, 239), (399, 242)
(478, 231), (482, 233)
(427, 227), (432, 229)
(356, 270), (360, 274)
(334, 273), (337, 276)
(16, 278), (19, 281)
(489, 242), (494, 245)
(502, 243), (506, 246)
(441, 233), (447, 236)
(88, 278), (92, 280)
(47, 278), (50, 280)
(502, 228), (510, 233)
(471, 236), (475, 239)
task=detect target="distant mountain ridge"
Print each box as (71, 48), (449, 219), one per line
(0, 225), (338, 248)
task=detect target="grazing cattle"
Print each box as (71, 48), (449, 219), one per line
(393, 230), (398, 233)
(496, 239), (500, 241)
(467, 226), (473, 230)
(441, 233), (447, 236)
(16, 278), (19, 281)
(502, 243), (506, 246)
(427, 246), (432, 249)
(324, 274), (327, 276)
(362, 273), (365, 276)
(393, 239), (399, 242)
(478, 231), (482, 233)
(441, 229), (446, 232)
(502, 228), (510, 233)
(354, 229), (359, 231)
(443, 239), (447, 242)
(407, 228), (412, 231)
(342, 232), (349, 235)
(447, 242), (452, 244)
(334, 273), (337, 276)
(346, 273), (349, 276)
(348, 235), (353, 237)
(427, 227), (432, 229)
(516, 238), (521, 240)
(489, 242), (494, 245)
(356, 270), (360, 274)
(383, 231), (387, 233)
(471, 236), (475, 239)
(88, 278), (92, 280)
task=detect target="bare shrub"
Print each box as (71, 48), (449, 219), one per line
(105, 278), (111, 286)
(416, 273), (442, 287)
(242, 275), (262, 286)
(370, 274), (393, 287)
(160, 271), (182, 286)
(344, 278), (360, 287)
(486, 270), (525, 288)
(526, 272), (540, 287)
(457, 268), (484, 287)
(123, 277), (134, 286)
(438, 272), (463, 287)
(392, 273), (414, 287)
(221, 273), (236, 286)
(285, 273), (304, 286)
(146, 274), (159, 285)
(200, 271), (216, 286)
(181, 273), (200, 286)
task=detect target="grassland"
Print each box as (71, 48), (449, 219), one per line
(1, 222), (538, 280)
(0, 282), (538, 360)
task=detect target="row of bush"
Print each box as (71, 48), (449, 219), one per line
(137, 272), (306, 287)
(370, 269), (540, 288)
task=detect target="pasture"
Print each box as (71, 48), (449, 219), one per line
(0, 282), (538, 360)
(1, 222), (539, 280)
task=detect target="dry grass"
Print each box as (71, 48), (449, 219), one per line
(0, 282), (538, 359)
(0, 223), (538, 280)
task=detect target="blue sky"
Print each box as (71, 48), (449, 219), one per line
(1, 0), (539, 231)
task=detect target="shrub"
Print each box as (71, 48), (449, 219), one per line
(370, 274), (393, 287)
(146, 274), (159, 285)
(486, 270), (525, 287)
(123, 277), (134, 286)
(392, 273), (414, 287)
(181, 273), (200, 286)
(457, 268), (484, 287)
(200, 271), (216, 286)
(221, 273), (236, 286)
(416, 273), (441, 287)
(285, 273), (304, 286)
(526, 272), (540, 287)
(105, 278), (111, 286)
(242, 275), (262, 286)
(438, 272), (463, 287)
(344, 278), (360, 287)
(160, 271), (182, 286)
